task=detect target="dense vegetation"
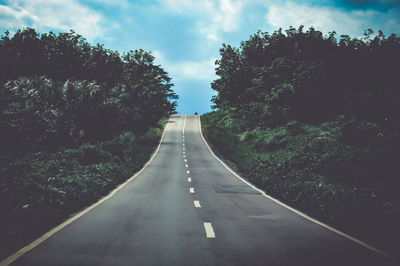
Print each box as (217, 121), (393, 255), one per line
(203, 26), (400, 256)
(0, 28), (176, 259)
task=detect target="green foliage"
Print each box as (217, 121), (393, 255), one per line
(0, 28), (178, 154)
(212, 26), (400, 128)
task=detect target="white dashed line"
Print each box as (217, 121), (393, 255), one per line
(190, 187), (195, 193)
(183, 143), (185, 146)
(185, 164), (189, 168)
(183, 155), (186, 158)
(183, 151), (185, 154)
(184, 159), (187, 162)
(188, 177), (192, 182)
(204, 223), (215, 238)
(183, 147), (185, 150)
(186, 170), (190, 174)
(194, 201), (201, 208)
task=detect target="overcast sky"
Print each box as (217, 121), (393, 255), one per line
(1, 0), (400, 114)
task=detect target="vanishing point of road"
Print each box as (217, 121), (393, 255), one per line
(2, 115), (395, 265)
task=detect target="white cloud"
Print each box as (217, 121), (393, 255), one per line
(0, 4), (38, 29)
(154, 50), (216, 82)
(159, 0), (245, 41)
(175, 59), (217, 81)
(83, 0), (128, 5)
(265, 2), (400, 37)
(0, 0), (104, 41)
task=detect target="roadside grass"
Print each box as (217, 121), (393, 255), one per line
(0, 117), (167, 260)
(201, 112), (400, 256)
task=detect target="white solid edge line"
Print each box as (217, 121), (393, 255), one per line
(194, 200), (202, 208)
(204, 222), (215, 238)
(183, 114), (187, 135)
(0, 117), (173, 266)
(197, 116), (391, 258)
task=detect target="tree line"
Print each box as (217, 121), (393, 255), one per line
(0, 28), (177, 154)
(212, 26), (400, 130)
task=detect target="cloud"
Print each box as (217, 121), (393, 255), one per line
(174, 59), (217, 81)
(159, 0), (245, 41)
(154, 50), (216, 82)
(0, 0), (104, 41)
(82, 0), (128, 6)
(0, 4), (38, 29)
(265, 1), (400, 36)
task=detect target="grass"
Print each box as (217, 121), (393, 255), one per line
(201, 111), (400, 257)
(0, 117), (167, 260)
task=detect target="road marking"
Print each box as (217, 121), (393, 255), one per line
(183, 143), (185, 146)
(197, 116), (391, 258)
(187, 170), (190, 174)
(185, 164), (189, 168)
(183, 147), (185, 150)
(183, 155), (186, 158)
(204, 223), (215, 238)
(188, 177), (192, 182)
(184, 159), (187, 162)
(183, 114), (187, 135)
(190, 187), (195, 193)
(194, 201), (201, 208)
(0, 118), (173, 266)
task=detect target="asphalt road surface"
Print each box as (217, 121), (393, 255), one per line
(5, 115), (395, 265)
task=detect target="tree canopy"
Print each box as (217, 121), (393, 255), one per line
(0, 28), (178, 153)
(212, 26), (400, 129)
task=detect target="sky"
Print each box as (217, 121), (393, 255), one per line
(1, 0), (400, 114)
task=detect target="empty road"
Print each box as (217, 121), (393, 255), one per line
(3, 115), (394, 265)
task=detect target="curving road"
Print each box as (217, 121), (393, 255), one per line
(4, 115), (394, 265)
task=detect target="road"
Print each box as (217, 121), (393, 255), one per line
(4, 115), (394, 265)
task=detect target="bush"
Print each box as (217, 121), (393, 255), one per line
(139, 127), (162, 145)
(78, 144), (112, 165)
(341, 119), (380, 145)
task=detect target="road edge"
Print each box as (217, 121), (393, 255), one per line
(0, 118), (172, 266)
(197, 115), (392, 259)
